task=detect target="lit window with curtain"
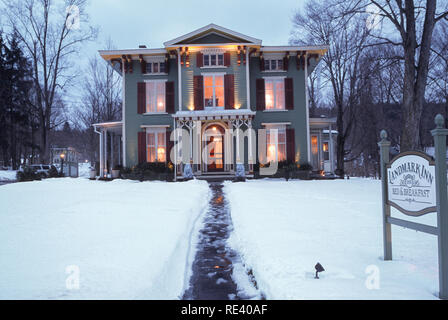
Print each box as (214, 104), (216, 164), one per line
(146, 128), (166, 162)
(266, 126), (286, 162)
(146, 81), (166, 113)
(204, 74), (224, 108)
(265, 78), (285, 110)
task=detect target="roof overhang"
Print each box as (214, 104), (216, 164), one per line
(173, 109), (256, 120)
(93, 121), (123, 134)
(310, 117), (337, 129)
(261, 45), (329, 55)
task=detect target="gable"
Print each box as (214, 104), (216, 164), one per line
(164, 23), (262, 47)
(178, 31), (248, 45)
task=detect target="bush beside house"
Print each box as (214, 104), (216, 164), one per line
(121, 162), (174, 182)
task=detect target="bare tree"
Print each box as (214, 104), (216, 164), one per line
(75, 40), (122, 163)
(291, 0), (371, 176)
(1, 0), (97, 162)
(346, 0), (448, 151)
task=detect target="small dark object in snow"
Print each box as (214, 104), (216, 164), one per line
(315, 262), (325, 279)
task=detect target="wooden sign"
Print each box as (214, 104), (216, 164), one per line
(386, 151), (436, 216)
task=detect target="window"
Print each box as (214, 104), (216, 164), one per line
(266, 126), (286, 162)
(265, 78), (285, 110)
(323, 141), (329, 160)
(147, 128), (166, 162)
(203, 53), (224, 67)
(264, 59), (283, 71)
(145, 61), (166, 74)
(146, 81), (166, 113)
(204, 74), (224, 108)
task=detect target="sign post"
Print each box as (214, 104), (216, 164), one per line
(431, 114), (448, 300)
(378, 130), (392, 260)
(379, 114), (448, 299)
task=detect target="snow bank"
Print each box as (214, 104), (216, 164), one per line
(225, 178), (439, 299)
(0, 178), (209, 299)
(0, 170), (17, 181)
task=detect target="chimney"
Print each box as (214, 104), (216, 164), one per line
(139, 45), (147, 48)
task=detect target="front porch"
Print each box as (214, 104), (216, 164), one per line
(309, 117), (337, 176)
(93, 121), (123, 177)
(173, 109), (256, 180)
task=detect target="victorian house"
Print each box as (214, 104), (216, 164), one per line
(94, 24), (335, 179)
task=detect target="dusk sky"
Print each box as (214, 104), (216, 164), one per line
(84, 0), (306, 55)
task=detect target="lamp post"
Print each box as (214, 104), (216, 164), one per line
(60, 153), (65, 176)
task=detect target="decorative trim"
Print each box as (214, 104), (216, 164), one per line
(201, 48), (226, 54)
(262, 122), (291, 126)
(142, 73), (169, 76)
(143, 79), (168, 83)
(143, 112), (168, 115)
(262, 109), (288, 112)
(262, 75), (287, 80)
(140, 125), (171, 128)
(200, 72), (227, 76)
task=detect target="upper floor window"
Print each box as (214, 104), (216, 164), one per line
(264, 59), (283, 71)
(146, 61), (166, 74)
(265, 78), (285, 110)
(204, 74), (224, 108)
(146, 81), (166, 113)
(204, 53), (224, 67)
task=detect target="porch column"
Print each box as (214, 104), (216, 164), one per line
(111, 133), (115, 170)
(104, 129), (108, 176)
(329, 125), (334, 173)
(318, 130), (323, 171)
(118, 135), (121, 166)
(99, 129), (104, 177)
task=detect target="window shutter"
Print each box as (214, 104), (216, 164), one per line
(140, 60), (147, 74)
(137, 82), (146, 114)
(165, 54), (170, 73)
(138, 131), (146, 163)
(286, 128), (295, 162)
(166, 129), (173, 163)
(256, 78), (265, 110)
(285, 78), (294, 110)
(196, 52), (203, 67)
(224, 74), (235, 109)
(283, 56), (289, 71)
(224, 52), (231, 66)
(260, 57), (265, 71)
(193, 75), (204, 110)
(165, 81), (175, 113)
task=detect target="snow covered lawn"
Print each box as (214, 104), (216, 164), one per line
(0, 170), (17, 181)
(0, 178), (209, 299)
(225, 179), (439, 300)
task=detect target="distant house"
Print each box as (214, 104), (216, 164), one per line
(94, 24), (335, 179)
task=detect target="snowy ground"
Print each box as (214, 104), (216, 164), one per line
(224, 178), (439, 300)
(78, 162), (92, 178)
(0, 170), (17, 181)
(0, 178), (209, 299)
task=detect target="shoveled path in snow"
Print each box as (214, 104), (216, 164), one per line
(183, 182), (261, 300)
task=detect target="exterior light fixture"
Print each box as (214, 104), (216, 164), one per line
(315, 262), (325, 279)
(59, 153), (65, 176)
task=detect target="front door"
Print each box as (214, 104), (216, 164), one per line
(205, 125), (224, 172)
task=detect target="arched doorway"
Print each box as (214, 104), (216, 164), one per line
(203, 123), (226, 172)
